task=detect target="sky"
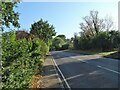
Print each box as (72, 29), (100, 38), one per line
(14, 1), (118, 39)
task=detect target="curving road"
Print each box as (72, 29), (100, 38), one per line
(51, 51), (119, 88)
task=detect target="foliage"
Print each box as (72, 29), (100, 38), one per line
(1, 0), (20, 29)
(91, 31), (111, 51)
(79, 10), (105, 38)
(118, 45), (120, 53)
(73, 31), (120, 51)
(56, 34), (66, 41)
(73, 33), (80, 49)
(16, 30), (30, 40)
(51, 37), (65, 50)
(30, 19), (56, 47)
(61, 43), (69, 50)
(2, 31), (48, 89)
(51, 34), (70, 51)
(73, 10), (119, 52)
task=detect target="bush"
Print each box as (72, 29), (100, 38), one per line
(118, 45), (120, 53)
(73, 31), (116, 51)
(52, 37), (65, 50)
(61, 44), (69, 50)
(91, 32), (111, 51)
(2, 31), (48, 89)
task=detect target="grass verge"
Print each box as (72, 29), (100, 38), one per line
(64, 49), (120, 60)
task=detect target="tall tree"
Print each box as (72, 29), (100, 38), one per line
(79, 10), (105, 39)
(104, 16), (114, 31)
(73, 33), (80, 49)
(30, 19), (56, 46)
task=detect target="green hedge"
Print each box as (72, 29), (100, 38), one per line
(2, 31), (48, 89)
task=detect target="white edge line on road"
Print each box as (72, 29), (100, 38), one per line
(52, 56), (72, 90)
(51, 56), (64, 88)
(97, 65), (120, 75)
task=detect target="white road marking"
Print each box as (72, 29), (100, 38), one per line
(77, 59), (89, 63)
(71, 57), (75, 58)
(52, 57), (71, 90)
(97, 65), (120, 74)
(77, 58), (120, 74)
(53, 53), (120, 87)
(51, 57), (64, 88)
(66, 74), (84, 80)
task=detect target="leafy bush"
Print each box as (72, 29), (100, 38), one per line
(2, 31), (48, 89)
(61, 43), (69, 50)
(52, 37), (65, 50)
(73, 31), (120, 51)
(91, 32), (111, 51)
(118, 45), (120, 53)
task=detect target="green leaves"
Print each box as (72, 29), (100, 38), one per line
(2, 31), (48, 89)
(1, 1), (20, 29)
(30, 19), (56, 47)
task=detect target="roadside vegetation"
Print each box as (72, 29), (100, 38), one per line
(1, 1), (55, 89)
(51, 11), (120, 59)
(51, 34), (70, 51)
(1, 1), (120, 89)
(69, 11), (120, 59)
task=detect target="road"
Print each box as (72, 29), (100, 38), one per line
(51, 51), (119, 88)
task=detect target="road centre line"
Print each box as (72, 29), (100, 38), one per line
(76, 58), (120, 75)
(55, 54), (120, 80)
(97, 65), (120, 75)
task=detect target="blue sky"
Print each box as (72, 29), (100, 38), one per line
(15, 2), (118, 38)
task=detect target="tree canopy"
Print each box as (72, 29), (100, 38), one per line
(1, 0), (20, 30)
(30, 19), (56, 45)
(56, 34), (66, 41)
(72, 10), (119, 52)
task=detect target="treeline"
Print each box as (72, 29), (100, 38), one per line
(73, 11), (120, 52)
(51, 35), (69, 50)
(73, 30), (120, 51)
(1, 1), (56, 89)
(51, 10), (120, 56)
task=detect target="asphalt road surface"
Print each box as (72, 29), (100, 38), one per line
(51, 51), (120, 88)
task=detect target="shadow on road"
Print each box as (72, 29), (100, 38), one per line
(58, 59), (119, 88)
(51, 51), (119, 88)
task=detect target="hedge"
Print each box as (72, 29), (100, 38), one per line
(2, 31), (48, 89)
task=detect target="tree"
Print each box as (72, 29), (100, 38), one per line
(76, 10), (116, 51)
(57, 34), (66, 41)
(30, 19), (56, 46)
(73, 33), (80, 49)
(51, 34), (70, 50)
(109, 30), (120, 48)
(52, 37), (64, 50)
(79, 10), (105, 39)
(91, 31), (111, 51)
(104, 16), (114, 31)
(16, 30), (30, 40)
(1, 0), (20, 30)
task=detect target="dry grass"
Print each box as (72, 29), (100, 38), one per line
(29, 74), (44, 90)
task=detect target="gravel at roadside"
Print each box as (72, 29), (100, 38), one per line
(41, 55), (64, 88)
